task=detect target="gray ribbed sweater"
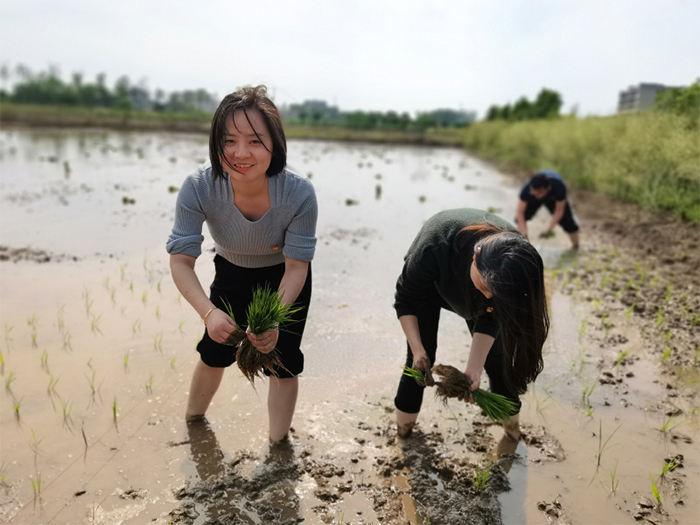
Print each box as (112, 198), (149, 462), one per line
(166, 166), (318, 268)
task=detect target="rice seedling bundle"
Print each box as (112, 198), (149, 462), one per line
(222, 286), (301, 384)
(403, 364), (518, 422)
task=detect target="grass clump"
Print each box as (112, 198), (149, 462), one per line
(221, 286), (301, 384)
(404, 364), (518, 422)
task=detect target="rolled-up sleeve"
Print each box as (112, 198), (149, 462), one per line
(473, 312), (500, 339)
(166, 177), (205, 258)
(283, 186), (318, 262)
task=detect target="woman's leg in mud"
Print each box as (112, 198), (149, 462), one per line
(394, 302), (441, 438)
(268, 376), (298, 443)
(186, 359), (225, 420)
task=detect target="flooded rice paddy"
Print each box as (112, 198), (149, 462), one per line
(0, 127), (697, 524)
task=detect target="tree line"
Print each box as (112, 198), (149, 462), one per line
(484, 88), (563, 122)
(0, 64), (218, 113)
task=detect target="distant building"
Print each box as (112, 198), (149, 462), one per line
(618, 83), (673, 112)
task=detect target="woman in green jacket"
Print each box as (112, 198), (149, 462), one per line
(393, 208), (549, 441)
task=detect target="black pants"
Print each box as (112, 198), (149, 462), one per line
(523, 198), (579, 233)
(196, 255), (312, 377)
(394, 300), (521, 415)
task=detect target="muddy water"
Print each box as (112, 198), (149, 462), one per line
(0, 128), (697, 524)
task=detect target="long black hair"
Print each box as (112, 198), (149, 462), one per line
(209, 85), (287, 180)
(464, 224), (549, 394)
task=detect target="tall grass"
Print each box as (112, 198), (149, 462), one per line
(454, 112), (700, 221)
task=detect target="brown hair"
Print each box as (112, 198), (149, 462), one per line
(209, 85), (286, 180)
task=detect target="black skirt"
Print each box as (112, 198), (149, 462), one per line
(196, 255), (312, 377)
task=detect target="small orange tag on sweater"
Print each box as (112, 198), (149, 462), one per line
(271, 245), (279, 251)
(486, 307), (493, 313)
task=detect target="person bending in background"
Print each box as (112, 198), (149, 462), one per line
(393, 209), (549, 444)
(167, 86), (318, 443)
(515, 170), (580, 248)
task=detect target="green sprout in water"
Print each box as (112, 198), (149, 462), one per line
(146, 374), (154, 393)
(650, 474), (661, 504)
(141, 291), (148, 305)
(5, 371), (16, 393)
(661, 348), (671, 363)
(582, 380), (596, 418)
(40, 351), (49, 372)
(659, 457), (680, 479)
(625, 303), (636, 322)
(472, 464), (490, 493)
(615, 350), (629, 370)
(655, 312), (666, 329)
(0, 351), (4, 376)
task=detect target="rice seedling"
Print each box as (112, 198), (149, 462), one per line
(14, 398), (21, 421)
(650, 474), (661, 504)
(30, 331), (38, 349)
(650, 276), (660, 289)
(85, 371), (103, 399)
(221, 286), (302, 383)
(112, 396), (118, 424)
(694, 345), (699, 366)
(655, 312), (666, 329)
(582, 380), (596, 417)
(659, 457), (680, 480)
(177, 320), (186, 335)
(579, 318), (588, 336)
(406, 365), (518, 421)
(659, 414), (678, 434)
(40, 350), (49, 372)
(472, 464), (490, 493)
(153, 333), (163, 353)
(62, 331), (72, 351)
(177, 293), (182, 304)
(128, 280), (134, 293)
(141, 291), (148, 305)
(123, 352), (129, 371)
(145, 374), (154, 393)
(664, 284), (673, 303)
(615, 350), (629, 370)
(109, 287), (116, 304)
(593, 420), (621, 477)
(82, 426), (88, 461)
(56, 304), (65, 333)
(607, 460), (620, 497)
(3, 324), (12, 352)
(601, 313), (612, 337)
(625, 278), (635, 290)
(664, 330), (672, 342)
(30, 471), (43, 503)
(0, 351), (4, 376)
(156, 279), (162, 294)
(625, 303), (635, 322)
(82, 289), (93, 318)
(690, 314), (700, 326)
(119, 263), (127, 282)
(132, 318), (141, 335)
(5, 371), (15, 393)
(170, 358), (177, 370)
(60, 397), (73, 427)
(0, 461), (8, 486)
(90, 315), (103, 335)
(46, 375), (59, 394)
(592, 298), (602, 311)
(155, 305), (161, 320)
(600, 275), (611, 289)
(661, 348), (671, 363)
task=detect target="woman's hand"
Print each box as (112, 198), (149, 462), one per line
(205, 309), (238, 344)
(247, 327), (279, 354)
(412, 349), (431, 373)
(462, 367), (482, 404)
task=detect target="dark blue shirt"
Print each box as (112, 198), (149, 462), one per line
(519, 170), (567, 203)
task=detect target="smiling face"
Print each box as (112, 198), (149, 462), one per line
(471, 253), (493, 299)
(221, 109), (273, 184)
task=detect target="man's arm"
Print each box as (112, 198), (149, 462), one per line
(516, 200), (529, 238)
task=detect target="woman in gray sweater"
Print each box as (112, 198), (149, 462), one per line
(393, 209), (549, 441)
(167, 86), (317, 443)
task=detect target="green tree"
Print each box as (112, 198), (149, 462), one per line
(532, 88), (563, 118)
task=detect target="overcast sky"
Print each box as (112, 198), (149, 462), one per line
(1, 0), (698, 118)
